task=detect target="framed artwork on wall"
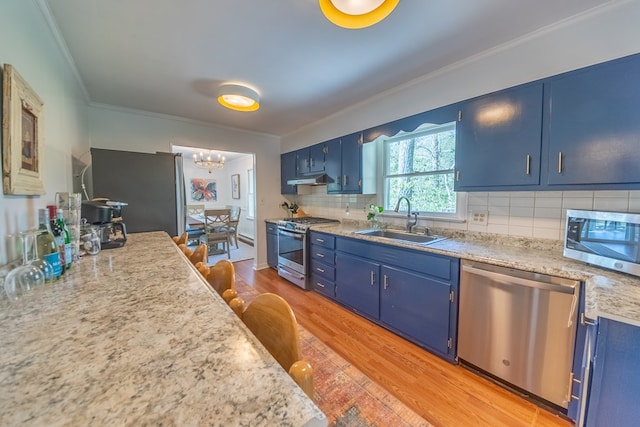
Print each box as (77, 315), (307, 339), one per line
(2, 64), (45, 195)
(191, 178), (217, 201)
(231, 174), (240, 199)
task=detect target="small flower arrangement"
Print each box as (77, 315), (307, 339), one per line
(367, 204), (384, 221)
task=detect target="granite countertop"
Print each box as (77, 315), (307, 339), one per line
(0, 232), (326, 426)
(312, 223), (640, 328)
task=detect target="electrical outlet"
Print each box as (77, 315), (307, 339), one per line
(470, 210), (488, 224)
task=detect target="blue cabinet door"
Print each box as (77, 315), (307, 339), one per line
(547, 54), (640, 186)
(295, 147), (310, 175)
(340, 132), (362, 193)
(336, 252), (380, 319)
(380, 265), (452, 357)
(280, 151), (298, 194)
(309, 143), (326, 173)
(455, 83), (543, 190)
(325, 138), (342, 193)
(266, 223), (278, 269)
(586, 318), (640, 427)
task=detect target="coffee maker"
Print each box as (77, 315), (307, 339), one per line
(81, 199), (128, 249)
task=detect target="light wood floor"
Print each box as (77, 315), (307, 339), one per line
(234, 260), (574, 427)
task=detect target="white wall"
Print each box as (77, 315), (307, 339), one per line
(87, 104), (280, 267)
(281, 0), (640, 240)
(0, 0), (90, 265)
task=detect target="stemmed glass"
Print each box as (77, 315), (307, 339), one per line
(4, 231), (45, 301)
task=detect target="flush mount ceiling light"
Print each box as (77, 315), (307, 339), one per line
(193, 151), (225, 173)
(217, 84), (260, 112)
(319, 0), (399, 29)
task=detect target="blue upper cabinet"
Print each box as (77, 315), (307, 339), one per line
(325, 132), (375, 194)
(455, 82), (543, 190)
(324, 137), (342, 193)
(280, 151), (298, 194)
(296, 143), (326, 175)
(547, 54), (640, 187)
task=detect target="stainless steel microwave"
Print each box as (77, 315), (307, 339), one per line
(564, 209), (640, 277)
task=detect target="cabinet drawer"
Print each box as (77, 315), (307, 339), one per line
(311, 245), (334, 264)
(309, 232), (335, 249)
(311, 275), (335, 299)
(337, 236), (453, 280)
(310, 259), (335, 281)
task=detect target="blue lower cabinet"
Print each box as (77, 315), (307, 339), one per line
(380, 265), (453, 358)
(334, 236), (459, 362)
(585, 318), (640, 427)
(335, 252), (380, 319)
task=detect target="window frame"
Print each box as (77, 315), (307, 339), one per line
(381, 122), (466, 222)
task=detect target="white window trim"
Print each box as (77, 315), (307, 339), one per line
(380, 122), (466, 222)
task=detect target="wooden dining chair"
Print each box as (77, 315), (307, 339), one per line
(199, 209), (231, 258)
(186, 204), (206, 245)
(172, 231), (188, 245)
(206, 259), (238, 304)
(234, 293), (314, 399)
(189, 243), (208, 265)
(222, 206), (241, 248)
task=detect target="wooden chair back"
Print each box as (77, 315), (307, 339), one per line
(172, 231), (188, 245)
(238, 292), (314, 398)
(189, 243), (208, 265)
(206, 259), (237, 302)
(241, 293), (301, 374)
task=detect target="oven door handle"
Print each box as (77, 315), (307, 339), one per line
(278, 229), (305, 240)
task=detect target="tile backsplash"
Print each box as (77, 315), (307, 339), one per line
(282, 188), (640, 241)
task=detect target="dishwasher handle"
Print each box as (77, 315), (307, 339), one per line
(462, 263), (577, 295)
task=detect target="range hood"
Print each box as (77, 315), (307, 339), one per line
(287, 174), (328, 186)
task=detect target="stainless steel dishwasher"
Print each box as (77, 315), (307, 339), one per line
(458, 260), (580, 410)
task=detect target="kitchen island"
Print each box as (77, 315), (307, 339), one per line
(0, 231), (326, 426)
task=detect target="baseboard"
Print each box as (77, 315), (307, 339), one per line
(238, 234), (254, 246)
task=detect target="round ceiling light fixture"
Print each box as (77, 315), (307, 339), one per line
(217, 84), (260, 112)
(319, 0), (399, 29)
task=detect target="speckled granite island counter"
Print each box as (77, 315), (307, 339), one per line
(0, 232), (327, 426)
(313, 223), (640, 328)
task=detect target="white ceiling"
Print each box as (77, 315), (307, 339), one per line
(45, 0), (611, 137)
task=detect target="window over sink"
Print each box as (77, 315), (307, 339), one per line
(382, 121), (464, 219)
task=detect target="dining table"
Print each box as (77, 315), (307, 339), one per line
(0, 231), (326, 426)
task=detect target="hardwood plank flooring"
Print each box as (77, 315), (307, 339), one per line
(234, 261), (574, 427)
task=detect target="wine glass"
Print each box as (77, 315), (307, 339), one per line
(30, 230), (55, 283)
(4, 231), (45, 301)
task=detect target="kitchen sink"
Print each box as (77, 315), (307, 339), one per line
(354, 229), (447, 245)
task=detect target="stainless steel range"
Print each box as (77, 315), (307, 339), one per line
(277, 217), (339, 289)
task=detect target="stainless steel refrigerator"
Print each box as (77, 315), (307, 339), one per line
(90, 148), (186, 237)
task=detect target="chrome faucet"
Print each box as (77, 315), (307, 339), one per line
(394, 197), (417, 232)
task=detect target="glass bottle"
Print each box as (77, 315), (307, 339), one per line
(55, 207), (73, 270)
(37, 208), (63, 279)
(48, 205), (66, 273)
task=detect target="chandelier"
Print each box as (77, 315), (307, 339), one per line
(193, 152), (225, 173)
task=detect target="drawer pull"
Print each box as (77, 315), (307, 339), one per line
(316, 253), (325, 258)
(316, 267), (325, 273)
(316, 238), (325, 243)
(383, 274), (389, 290)
(316, 282), (325, 288)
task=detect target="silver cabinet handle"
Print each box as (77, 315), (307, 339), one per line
(456, 171), (460, 181)
(316, 253), (325, 258)
(526, 154), (531, 175)
(316, 282), (325, 288)
(316, 267), (325, 273)
(315, 238), (324, 243)
(580, 313), (597, 326)
(558, 151), (563, 174)
(343, 175), (348, 186)
(383, 274), (389, 290)
(370, 271), (375, 286)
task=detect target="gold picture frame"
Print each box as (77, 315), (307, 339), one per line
(2, 64), (45, 195)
